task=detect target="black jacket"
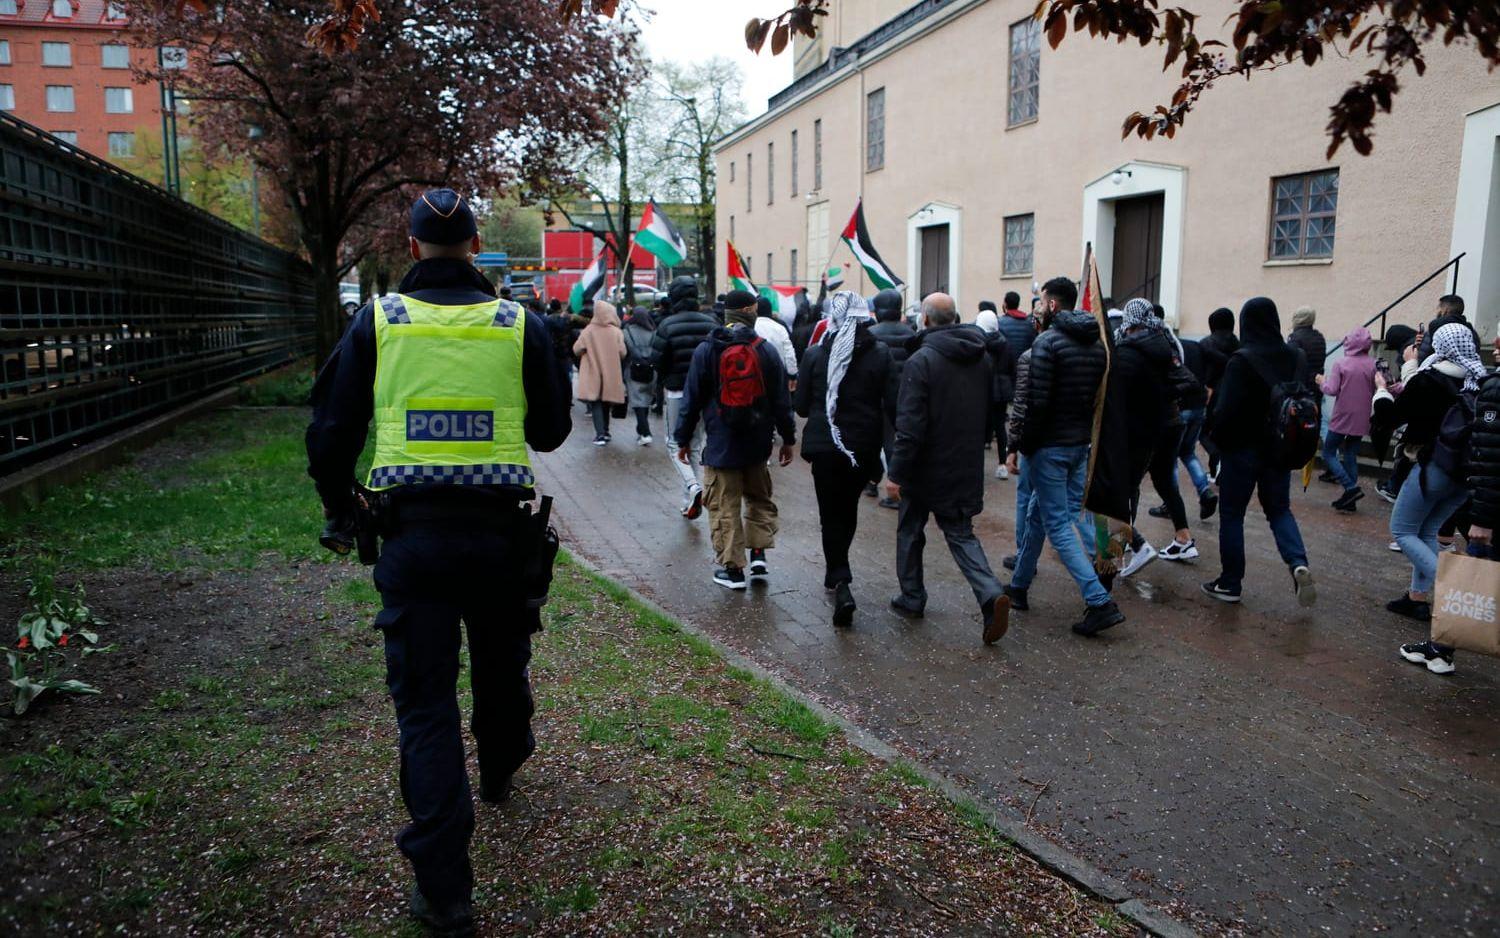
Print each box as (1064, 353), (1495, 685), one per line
(1015, 309), (1107, 455)
(995, 310), (1035, 360)
(675, 325), (796, 469)
(1418, 313), (1481, 359)
(869, 319), (916, 370)
(1181, 338), (1225, 400)
(1287, 326), (1327, 379)
(795, 322), (896, 467)
(1006, 349), (1032, 455)
(889, 324), (992, 515)
(651, 307), (717, 391)
(1199, 329), (1240, 382)
(1112, 329), (1199, 449)
(1469, 374), (1500, 529)
(1374, 367), (1465, 463)
(983, 331), (1017, 404)
(1209, 297), (1305, 453)
(305, 258), (572, 515)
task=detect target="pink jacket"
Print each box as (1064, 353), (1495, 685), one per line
(1320, 327), (1378, 436)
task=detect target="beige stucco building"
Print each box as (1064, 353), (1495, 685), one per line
(716, 0), (1500, 342)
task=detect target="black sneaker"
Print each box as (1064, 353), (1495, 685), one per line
(833, 583), (856, 628)
(748, 549), (769, 579)
(1199, 490), (1218, 520)
(888, 597), (924, 619)
(478, 774), (512, 805)
(878, 496), (900, 510)
(1071, 600), (1125, 637)
(863, 483), (879, 498)
(410, 885), (476, 938)
(714, 566), (747, 590)
(1386, 594), (1432, 622)
(1376, 483), (1398, 504)
(592, 435), (607, 446)
(1317, 470), (1339, 484)
(1332, 487), (1364, 512)
(1399, 640), (1455, 675)
(981, 594), (1011, 645)
(1201, 578), (1241, 603)
(1147, 503), (1171, 519)
(1002, 583), (1029, 611)
(1002, 554), (1018, 571)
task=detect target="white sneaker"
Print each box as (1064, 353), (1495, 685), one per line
(1160, 539), (1199, 562)
(638, 434), (653, 446)
(1292, 565), (1317, 607)
(1388, 540), (1402, 552)
(995, 464), (1009, 480)
(1439, 541), (1458, 554)
(1119, 542), (1157, 577)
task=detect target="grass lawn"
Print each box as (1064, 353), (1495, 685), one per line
(0, 403), (1131, 935)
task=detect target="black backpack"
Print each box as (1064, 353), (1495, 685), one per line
(1432, 390), (1478, 477)
(1244, 354), (1322, 470)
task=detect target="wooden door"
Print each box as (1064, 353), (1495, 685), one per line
(920, 224), (949, 296)
(1111, 194), (1164, 303)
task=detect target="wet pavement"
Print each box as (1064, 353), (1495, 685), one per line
(534, 407), (1500, 934)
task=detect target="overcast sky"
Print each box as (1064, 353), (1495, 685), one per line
(635, 0), (794, 119)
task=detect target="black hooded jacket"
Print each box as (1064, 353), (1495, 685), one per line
(1200, 308), (1240, 369)
(1112, 329), (1199, 450)
(889, 324), (993, 515)
(650, 278), (717, 391)
(1015, 309), (1107, 455)
(1468, 374), (1500, 530)
(795, 321), (896, 466)
(1209, 297), (1307, 452)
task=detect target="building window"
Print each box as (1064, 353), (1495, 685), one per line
(1008, 18), (1040, 126)
(1269, 169), (1339, 259)
(866, 88), (885, 172)
(790, 129), (799, 197)
(766, 253), (773, 284)
(746, 151), (752, 212)
(730, 215), (735, 242)
(52, 0), (73, 16)
(52, 130), (77, 144)
(1003, 213), (1035, 276)
(0, 1), (17, 15)
(101, 44), (129, 69)
(45, 85), (74, 112)
(767, 141), (774, 205)
(0, 84), (13, 110)
(104, 87), (133, 114)
(108, 131), (133, 157)
(790, 248), (798, 284)
(105, 2), (126, 20)
(813, 119), (822, 191)
(0, 40), (10, 65)
(42, 41), (71, 67)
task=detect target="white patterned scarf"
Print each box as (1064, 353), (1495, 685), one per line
(824, 290), (872, 466)
(1420, 322), (1487, 392)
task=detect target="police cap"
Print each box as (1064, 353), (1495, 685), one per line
(410, 188), (478, 245)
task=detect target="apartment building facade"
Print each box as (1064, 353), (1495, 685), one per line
(718, 0), (1500, 340)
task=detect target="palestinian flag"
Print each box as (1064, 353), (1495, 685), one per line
(1079, 240), (1132, 533)
(824, 265), (845, 290)
(758, 284), (800, 328)
(634, 198), (688, 267)
(568, 246), (607, 313)
(726, 240), (756, 294)
(840, 200), (902, 290)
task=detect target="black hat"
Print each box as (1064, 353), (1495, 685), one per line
(410, 188), (477, 245)
(722, 289), (757, 310)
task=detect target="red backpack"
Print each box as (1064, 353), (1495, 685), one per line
(717, 335), (767, 429)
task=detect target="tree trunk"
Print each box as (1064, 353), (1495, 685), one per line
(312, 258), (343, 364)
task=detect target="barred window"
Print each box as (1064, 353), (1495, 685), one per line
(866, 88), (885, 172)
(1004, 213), (1034, 276)
(1008, 18), (1040, 126)
(1269, 170), (1339, 259)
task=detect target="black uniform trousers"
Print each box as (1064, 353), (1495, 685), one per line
(809, 451), (880, 589)
(373, 521), (537, 906)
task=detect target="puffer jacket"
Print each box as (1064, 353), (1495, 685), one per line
(1287, 325), (1327, 378)
(651, 307), (717, 391)
(995, 309), (1035, 360)
(1112, 329), (1200, 449)
(889, 323), (993, 515)
(1006, 349), (1032, 455)
(795, 322), (896, 465)
(1015, 309), (1107, 455)
(1468, 373), (1500, 530)
(983, 330), (1016, 404)
(869, 319), (916, 371)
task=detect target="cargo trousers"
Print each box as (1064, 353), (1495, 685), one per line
(703, 463), (778, 569)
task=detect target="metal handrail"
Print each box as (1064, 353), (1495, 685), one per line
(1325, 252), (1465, 358)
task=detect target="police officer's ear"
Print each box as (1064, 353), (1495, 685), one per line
(468, 233), (482, 258)
(408, 236), (422, 262)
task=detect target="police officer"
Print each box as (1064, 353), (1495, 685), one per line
(306, 189), (570, 935)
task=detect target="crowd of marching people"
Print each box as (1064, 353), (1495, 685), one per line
(546, 273), (1492, 677)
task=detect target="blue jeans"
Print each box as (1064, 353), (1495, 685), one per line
(1014, 455), (1032, 553)
(1176, 407), (1212, 497)
(1390, 461), (1470, 595)
(1011, 444), (1110, 607)
(1322, 430), (1361, 493)
(1215, 449), (1309, 591)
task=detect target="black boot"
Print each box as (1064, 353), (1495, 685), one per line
(833, 582), (856, 628)
(478, 774), (512, 805)
(410, 884), (475, 937)
(1071, 601), (1125, 637)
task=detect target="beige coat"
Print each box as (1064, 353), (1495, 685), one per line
(573, 300), (627, 404)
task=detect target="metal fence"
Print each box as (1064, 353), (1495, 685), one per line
(0, 113), (315, 474)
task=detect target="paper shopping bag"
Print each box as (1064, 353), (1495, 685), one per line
(1431, 552), (1500, 657)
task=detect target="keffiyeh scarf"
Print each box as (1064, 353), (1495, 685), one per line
(1420, 322), (1487, 392)
(824, 290), (873, 466)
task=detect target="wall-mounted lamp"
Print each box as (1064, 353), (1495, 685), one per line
(1110, 168), (1134, 186)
